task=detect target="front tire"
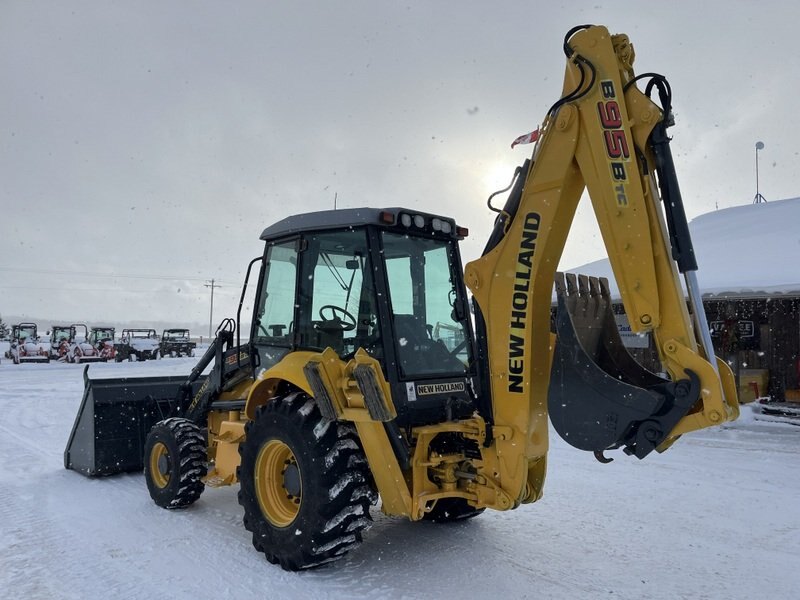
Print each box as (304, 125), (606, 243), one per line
(144, 418), (206, 509)
(238, 391), (376, 571)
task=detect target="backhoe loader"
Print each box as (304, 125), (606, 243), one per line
(65, 24), (739, 570)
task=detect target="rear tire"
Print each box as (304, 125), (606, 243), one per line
(238, 391), (377, 571)
(144, 418), (206, 509)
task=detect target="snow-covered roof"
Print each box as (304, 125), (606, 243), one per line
(570, 197), (800, 298)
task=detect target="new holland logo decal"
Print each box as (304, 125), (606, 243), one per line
(416, 381), (466, 396)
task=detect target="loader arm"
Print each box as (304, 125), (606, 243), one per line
(464, 25), (738, 502)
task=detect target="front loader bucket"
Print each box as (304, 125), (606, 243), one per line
(548, 273), (698, 459)
(64, 366), (198, 476)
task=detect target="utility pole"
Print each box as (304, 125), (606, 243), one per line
(204, 279), (220, 339)
(753, 141), (767, 204)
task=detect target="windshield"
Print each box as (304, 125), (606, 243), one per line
(53, 329), (71, 342)
(164, 330), (188, 340)
(381, 232), (470, 378)
(127, 330), (155, 339)
(92, 329), (114, 341)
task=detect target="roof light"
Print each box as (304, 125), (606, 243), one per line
(379, 211), (396, 224)
(413, 215), (425, 228)
(400, 213), (412, 227)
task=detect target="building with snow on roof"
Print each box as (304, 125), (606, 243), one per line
(569, 197), (800, 407)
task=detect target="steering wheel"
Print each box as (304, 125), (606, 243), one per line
(318, 305), (357, 331)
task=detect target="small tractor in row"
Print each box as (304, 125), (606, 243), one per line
(4, 323), (49, 364)
(5, 324), (194, 364)
(50, 324), (115, 363)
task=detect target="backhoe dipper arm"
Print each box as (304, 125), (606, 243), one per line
(464, 25), (739, 503)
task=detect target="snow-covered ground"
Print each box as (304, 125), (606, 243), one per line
(1, 358), (798, 600)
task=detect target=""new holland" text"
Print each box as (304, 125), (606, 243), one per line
(507, 212), (540, 393)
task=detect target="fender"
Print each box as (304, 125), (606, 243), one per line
(244, 351), (317, 420)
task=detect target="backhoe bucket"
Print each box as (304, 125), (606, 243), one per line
(64, 366), (197, 476)
(548, 273), (698, 459)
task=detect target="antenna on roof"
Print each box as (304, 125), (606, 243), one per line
(753, 141), (767, 204)
(334, 192), (338, 210)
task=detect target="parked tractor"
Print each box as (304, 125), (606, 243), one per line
(88, 326), (117, 361)
(49, 325), (75, 361)
(49, 324), (106, 363)
(69, 324), (106, 363)
(7, 323), (50, 364)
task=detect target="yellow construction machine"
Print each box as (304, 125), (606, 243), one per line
(65, 25), (739, 570)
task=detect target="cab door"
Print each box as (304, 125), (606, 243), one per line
(251, 239), (300, 371)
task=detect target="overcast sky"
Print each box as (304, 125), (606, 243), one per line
(2, 1), (798, 331)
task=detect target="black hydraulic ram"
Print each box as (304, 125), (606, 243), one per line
(646, 77), (718, 377)
(179, 319), (236, 423)
(473, 160), (531, 441)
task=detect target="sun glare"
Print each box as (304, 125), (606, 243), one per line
(482, 161), (520, 199)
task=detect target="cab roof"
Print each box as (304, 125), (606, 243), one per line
(259, 207), (460, 242)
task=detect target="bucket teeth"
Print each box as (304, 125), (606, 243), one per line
(577, 274), (590, 297)
(589, 276), (601, 297)
(556, 272), (609, 299)
(565, 272), (578, 296)
(598, 277), (611, 298)
(554, 271), (564, 295)
(556, 272), (611, 322)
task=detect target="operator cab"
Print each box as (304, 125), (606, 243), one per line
(251, 208), (477, 426)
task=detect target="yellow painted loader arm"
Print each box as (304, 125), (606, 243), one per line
(465, 25), (739, 487)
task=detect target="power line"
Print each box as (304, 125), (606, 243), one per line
(0, 266), (237, 286)
(0, 285), (237, 294)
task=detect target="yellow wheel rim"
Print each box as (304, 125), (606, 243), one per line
(254, 439), (302, 527)
(149, 441), (171, 489)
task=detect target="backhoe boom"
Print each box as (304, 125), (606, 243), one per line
(465, 24), (739, 502)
